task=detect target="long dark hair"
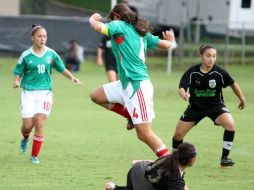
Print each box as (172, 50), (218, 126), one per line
(163, 142), (197, 177)
(108, 3), (151, 36)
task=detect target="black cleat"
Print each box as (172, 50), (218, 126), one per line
(126, 119), (134, 130)
(220, 157), (235, 167)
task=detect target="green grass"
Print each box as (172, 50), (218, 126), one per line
(0, 56), (254, 190)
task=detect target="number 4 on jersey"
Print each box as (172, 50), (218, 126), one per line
(132, 108), (138, 119)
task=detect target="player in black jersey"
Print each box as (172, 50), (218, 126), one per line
(97, 35), (118, 82)
(105, 142), (197, 190)
(172, 44), (246, 167)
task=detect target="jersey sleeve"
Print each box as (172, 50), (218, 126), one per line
(145, 32), (159, 50)
(179, 69), (191, 90)
(52, 52), (65, 72)
(106, 21), (124, 37)
(13, 54), (26, 77)
(220, 68), (235, 88)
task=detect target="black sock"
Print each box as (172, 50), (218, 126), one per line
(222, 130), (235, 159)
(172, 138), (183, 149)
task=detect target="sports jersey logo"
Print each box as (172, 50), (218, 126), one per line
(106, 40), (112, 48)
(209, 79), (216, 88)
(46, 56), (52, 64)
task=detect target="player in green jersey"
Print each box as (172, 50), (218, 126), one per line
(13, 24), (81, 164)
(89, 3), (174, 158)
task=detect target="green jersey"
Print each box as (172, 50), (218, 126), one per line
(13, 46), (65, 90)
(106, 21), (159, 93)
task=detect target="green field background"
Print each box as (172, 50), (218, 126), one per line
(0, 57), (254, 190)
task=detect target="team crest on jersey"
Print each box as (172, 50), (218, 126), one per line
(209, 79), (216, 88)
(46, 56), (52, 64)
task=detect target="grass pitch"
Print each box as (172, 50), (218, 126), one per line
(0, 56), (254, 190)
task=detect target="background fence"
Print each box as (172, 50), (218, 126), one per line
(0, 15), (101, 55)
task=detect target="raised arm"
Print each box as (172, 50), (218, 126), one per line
(230, 82), (246, 110)
(89, 13), (108, 36)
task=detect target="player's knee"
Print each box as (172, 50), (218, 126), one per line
(22, 124), (33, 131)
(34, 117), (45, 127)
(223, 121), (235, 131)
(22, 121), (34, 129)
(90, 90), (100, 104)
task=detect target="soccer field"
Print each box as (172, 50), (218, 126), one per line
(0, 57), (254, 190)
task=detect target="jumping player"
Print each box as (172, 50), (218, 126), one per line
(13, 24), (81, 164)
(172, 44), (246, 167)
(89, 3), (174, 158)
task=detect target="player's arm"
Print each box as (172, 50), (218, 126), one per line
(230, 82), (246, 110)
(13, 75), (21, 88)
(97, 47), (103, 66)
(178, 70), (190, 101)
(61, 69), (81, 84)
(157, 30), (174, 49)
(89, 13), (109, 36)
(179, 88), (190, 101)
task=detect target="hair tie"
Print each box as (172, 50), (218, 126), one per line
(32, 25), (42, 32)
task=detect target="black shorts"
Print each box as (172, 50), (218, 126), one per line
(105, 60), (117, 72)
(180, 104), (230, 125)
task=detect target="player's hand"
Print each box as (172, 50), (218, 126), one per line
(180, 92), (190, 101)
(238, 98), (246, 110)
(182, 92), (190, 101)
(97, 57), (103, 66)
(162, 30), (174, 42)
(71, 77), (82, 84)
(13, 81), (20, 88)
(90, 13), (102, 22)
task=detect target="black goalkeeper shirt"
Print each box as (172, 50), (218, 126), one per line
(179, 64), (234, 110)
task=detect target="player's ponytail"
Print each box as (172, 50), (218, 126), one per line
(162, 142), (197, 177)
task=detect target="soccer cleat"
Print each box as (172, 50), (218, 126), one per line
(126, 119), (134, 130)
(20, 138), (29, 153)
(220, 157), (235, 167)
(30, 156), (40, 164)
(105, 182), (116, 190)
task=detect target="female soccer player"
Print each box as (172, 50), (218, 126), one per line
(105, 142), (197, 190)
(172, 44), (246, 167)
(13, 24), (81, 164)
(89, 3), (174, 158)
